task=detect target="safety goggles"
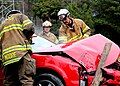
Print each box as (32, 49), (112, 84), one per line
(58, 14), (67, 21)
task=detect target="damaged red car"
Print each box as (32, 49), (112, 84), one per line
(0, 34), (120, 86)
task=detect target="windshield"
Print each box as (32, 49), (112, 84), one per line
(31, 34), (56, 52)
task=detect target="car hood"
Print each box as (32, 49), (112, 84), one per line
(33, 34), (120, 72)
(31, 34), (56, 52)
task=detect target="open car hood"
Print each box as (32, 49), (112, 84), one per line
(32, 34), (120, 72)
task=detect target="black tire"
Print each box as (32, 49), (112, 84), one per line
(34, 73), (64, 86)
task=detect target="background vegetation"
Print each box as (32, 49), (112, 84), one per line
(27, 0), (120, 45)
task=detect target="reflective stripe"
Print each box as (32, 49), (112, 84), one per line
(2, 44), (31, 66)
(3, 45), (31, 56)
(68, 34), (82, 42)
(0, 24), (23, 39)
(4, 24), (22, 30)
(83, 26), (90, 33)
(3, 57), (21, 66)
(59, 36), (67, 40)
(3, 52), (17, 61)
(59, 36), (67, 43)
(23, 19), (32, 27)
(3, 45), (31, 53)
(83, 34), (89, 38)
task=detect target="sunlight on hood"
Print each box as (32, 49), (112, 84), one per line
(31, 34), (56, 52)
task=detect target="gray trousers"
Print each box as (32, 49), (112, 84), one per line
(3, 53), (36, 86)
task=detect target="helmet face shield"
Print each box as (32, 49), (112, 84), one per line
(58, 14), (67, 21)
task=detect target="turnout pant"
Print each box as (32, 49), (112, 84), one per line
(3, 53), (36, 86)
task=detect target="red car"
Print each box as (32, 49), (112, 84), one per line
(0, 34), (120, 86)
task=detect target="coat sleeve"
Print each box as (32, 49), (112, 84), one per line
(21, 14), (34, 31)
(58, 25), (68, 43)
(80, 19), (91, 38)
(52, 33), (58, 44)
(20, 14), (35, 42)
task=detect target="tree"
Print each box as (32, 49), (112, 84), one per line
(66, 0), (94, 28)
(28, 0), (120, 46)
(93, 0), (120, 31)
(29, 0), (94, 35)
(29, 0), (62, 20)
(93, 0), (120, 45)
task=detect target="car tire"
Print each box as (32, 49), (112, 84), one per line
(34, 73), (64, 86)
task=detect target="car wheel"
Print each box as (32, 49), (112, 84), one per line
(34, 73), (64, 86)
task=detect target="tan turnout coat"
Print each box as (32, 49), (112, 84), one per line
(39, 31), (58, 44)
(0, 13), (34, 66)
(59, 18), (91, 43)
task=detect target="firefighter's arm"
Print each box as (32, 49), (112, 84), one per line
(21, 14), (34, 31)
(53, 35), (59, 44)
(21, 14), (35, 42)
(58, 26), (67, 43)
(81, 21), (91, 38)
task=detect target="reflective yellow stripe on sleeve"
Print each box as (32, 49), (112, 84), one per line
(23, 19), (33, 27)
(82, 26), (90, 33)
(3, 24), (23, 30)
(68, 34), (83, 42)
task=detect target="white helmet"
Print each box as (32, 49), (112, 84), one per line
(57, 9), (70, 21)
(57, 9), (70, 16)
(42, 20), (52, 27)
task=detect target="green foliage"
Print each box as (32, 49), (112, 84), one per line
(66, 1), (94, 28)
(29, 0), (94, 35)
(93, 0), (120, 45)
(93, 0), (120, 32)
(29, 0), (120, 45)
(29, 0), (62, 20)
(29, 0), (65, 35)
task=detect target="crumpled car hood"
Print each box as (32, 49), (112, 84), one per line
(35, 34), (120, 72)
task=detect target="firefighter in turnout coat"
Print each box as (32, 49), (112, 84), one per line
(0, 10), (36, 86)
(39, 20), (58, 44)
(58, 9), (92, 43)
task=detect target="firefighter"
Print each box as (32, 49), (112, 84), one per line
(0, 10), (36, 86)
(38, 20), (58, 44)
(58, 9), (92, 43)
